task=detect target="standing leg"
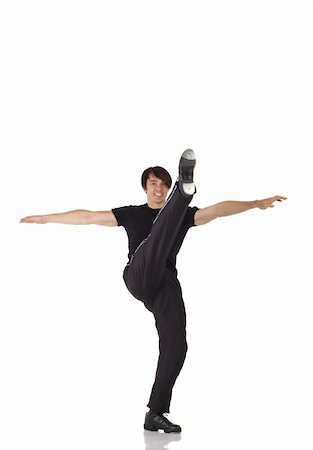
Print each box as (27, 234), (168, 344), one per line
(147, 270), (187, 414)
(143, 270), (187, 433)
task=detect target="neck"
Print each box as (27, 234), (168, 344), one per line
(147, 200), (165, 209)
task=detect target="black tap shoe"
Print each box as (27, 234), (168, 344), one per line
(144, 411), (182, 433)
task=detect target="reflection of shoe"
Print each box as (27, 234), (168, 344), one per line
(144, 411), (182, 433)
(178, 149), (196, 197)
(143, 429), (181, 449)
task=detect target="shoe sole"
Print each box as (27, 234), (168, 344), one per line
(178, 149), (196, 196)
(144, 424), (181, 433)
(181, 149), (196, 161)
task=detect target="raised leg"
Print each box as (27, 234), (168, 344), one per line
(124, 184), (193, 302)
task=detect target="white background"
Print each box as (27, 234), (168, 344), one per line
(0, 0), (312, 449)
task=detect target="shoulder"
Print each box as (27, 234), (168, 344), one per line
(112, 204), (144, 213)
(112, 204), (145, 226)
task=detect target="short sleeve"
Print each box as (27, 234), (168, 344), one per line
(111, 206), (131, 227)
(185, 206), (199, 228)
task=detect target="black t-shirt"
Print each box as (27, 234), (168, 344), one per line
(112, 204), (199, 270)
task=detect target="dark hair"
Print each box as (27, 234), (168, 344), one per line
(141, 166), (172, 190)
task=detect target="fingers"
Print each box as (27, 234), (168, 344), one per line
(275, 195), (287, 201)
(265, 196), (287, 206)
(259, 195), (286, 209)
(20, 216), (39, 223)
(266, 195), (287, 208)
(20, 216), (33, 222)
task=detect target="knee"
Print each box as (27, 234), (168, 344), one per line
(173, 337), (187, 370)
(181, 337), (188, 357)
(172, 333), (188, 360)
(124, 277), (154, 303)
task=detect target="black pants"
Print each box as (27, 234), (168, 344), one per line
(123, 184), (193, 413)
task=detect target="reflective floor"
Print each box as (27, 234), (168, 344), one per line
(143, 430), (182, 450)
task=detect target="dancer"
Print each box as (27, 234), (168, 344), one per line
(20, 150), (286, 433)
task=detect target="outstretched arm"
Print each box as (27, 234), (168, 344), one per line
(20, 209), (118, 226)
(194, 195), (287, 226)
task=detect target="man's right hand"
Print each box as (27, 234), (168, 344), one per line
(20, 215), (47, 224)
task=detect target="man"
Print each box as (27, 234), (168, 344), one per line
(20, 150), (287, 433)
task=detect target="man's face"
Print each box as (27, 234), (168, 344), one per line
(145, 173), (170, 208)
